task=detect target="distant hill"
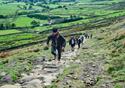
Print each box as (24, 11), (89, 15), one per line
(14, 0), (76, 3)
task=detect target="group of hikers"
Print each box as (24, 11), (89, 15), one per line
(69, 35), (85, 51)
(46, 28), (91, 63)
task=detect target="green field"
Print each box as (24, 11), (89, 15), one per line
(14, 16), (48, 27)
(0, 29), (21, 35)
(0, 3), (19, 15)
(0, 1), (125, 87)
(0, 0), (125, 49)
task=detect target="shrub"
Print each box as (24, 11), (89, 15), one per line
(112, 30), (125, 41)
(43, 46), (49, 50)
(27, 48), (40, 52)
(27, 14), (62, 20)
(0, 15), (7, 19)
(0, 52), (10, 58)
(107, 55), (125, 74)
(30, 20), (40, 27)
(114, 83), (122, 88)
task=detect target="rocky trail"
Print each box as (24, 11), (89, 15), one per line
(0, 46), (79, 88)
(47, 39), (114, 88)
(0, 39), (114, 88)
(81, 55), (113, 88)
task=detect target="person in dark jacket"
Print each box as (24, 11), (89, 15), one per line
(69, 36), (76, 51)
(46, 28), (66, 62)
(76, 37), (82, 49)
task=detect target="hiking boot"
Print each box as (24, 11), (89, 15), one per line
(52, 55), (56, 60)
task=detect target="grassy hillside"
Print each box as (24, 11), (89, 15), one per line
(0, 3), (19, 15)
(0, 0), (125, 87)
(47, 17), (125, 88)
(0, 0), (125, 51)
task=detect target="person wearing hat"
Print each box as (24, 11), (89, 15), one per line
(46, 28), (66, 63)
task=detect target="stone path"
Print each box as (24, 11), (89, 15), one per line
(0, 48), (79, 88)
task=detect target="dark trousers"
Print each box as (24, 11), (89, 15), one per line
(71, 44), (75, 51)
(78, 43), (80, 49)
(51, 46), (62, 61)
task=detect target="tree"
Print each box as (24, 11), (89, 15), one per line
(11, 23), (16, 28)
(28, 5), (32, 9)
(23, 5), (27, 10)
(5, 23), (10, 29)
(31, 20), (40, 27)
(0, 24), (4, 30)
(0, 15), (6, 18)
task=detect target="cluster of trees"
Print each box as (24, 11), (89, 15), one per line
(37, 4), (50, 9)
(27, 14), (61, 20)
(17, 5), (33, 10)
(15, 0), (76, 3)
(18, 10), (40, 15)
(45, 15), (82, 25)
(30, 20), (40, 27)
(52, 15), (82, 24)
(49, 0), (76, 3)
(0, 15), (7, 19)
(37, 4), (65, 11)
(57, 5), (66, 8)
(0, 23), (16, 30)
(28, 14), (82, 27)
(28, 14), (82, 26)
(15, 0), (47, 3)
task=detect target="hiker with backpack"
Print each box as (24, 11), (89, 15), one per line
(84, 33), (89, 39)
(76, 36), (82, 49)
(69, 36), (76, 51)
(80, 34), (85, 44)
(46, 28), (66, 63)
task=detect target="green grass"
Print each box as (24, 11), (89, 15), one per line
(0, 3), (19, 15)
(79, 0), (125, 4)
(114, 83), (123, 88)
(0, 29), (22, 35)
(46, 64), (81, 88)
(0, 0), (125, 51)
(0, 0), (125, 86)
(0, 33), (37, 42)
(0, 43), (53, 81)
(0, 33), (43, 50)
(93, 21), (125, 87)
(14, 16), (48, 27)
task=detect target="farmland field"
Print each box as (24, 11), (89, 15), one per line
(0, 0), (125, 50)
(0, 29), (21, 35)
(0, 3), (19, 15)
(1, 0), (125, 88)
(14, 16), (48, 27)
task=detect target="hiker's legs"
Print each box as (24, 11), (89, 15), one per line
(51, 46), (56, 60)
(71, 45), (75, 51)
(71, 46), (74, 51)
(81, 39), (83, 44)
(57, 47), (62, 61)
(78, 43), (80, 49)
